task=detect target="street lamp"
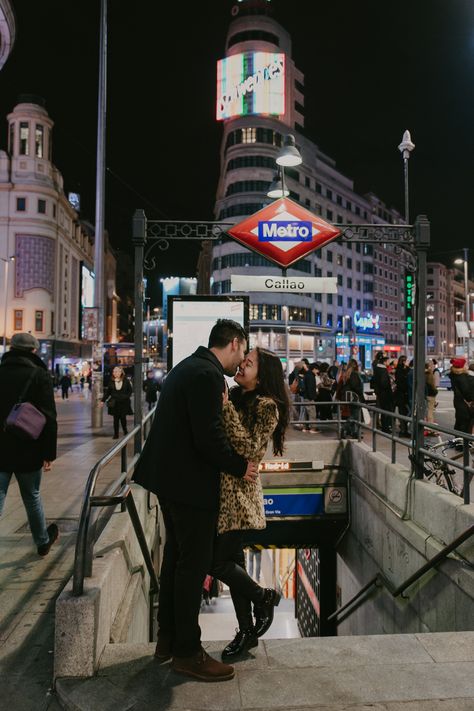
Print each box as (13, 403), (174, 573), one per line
(398, 129), (415, 223)
(1, 255), (15, 354)
(267, 134), (303, 202)
(267, 169), (289, 199)
(341, 315), (350, 362)
(454, 248), (470, 362)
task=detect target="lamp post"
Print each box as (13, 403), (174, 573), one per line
(454, 249), (471, 362)
(91, 0), (108, 428)
(398, 130), (415, 223)
(282, 305), (290, 375)
(1, 255), (14, 354)
(341, 315), (350, 362)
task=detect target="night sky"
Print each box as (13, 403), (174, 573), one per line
(1, 0), (473, 288)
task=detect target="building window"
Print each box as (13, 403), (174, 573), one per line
(347, 277), (352, 288)
(38, 199), (46, 214)
(314, 267), (322, 277)
(8, 123), (14, 154)
(226, 155), (275, 172)
(51, 311), (55, 335)
(16, 197), (26, 211)
(347, 297), (353, 308)
(315, 183), (322, 194)
(53, 204), (57, 218)
(242, 127), (256, 143)
(305, 176), (311, 188)
(347, 258), (352, 269)
(19, 122), (29, 155)
(327, 294), (333, 305)
(337, 274), (343, 286)
(337, 295), (343, 306)
(326, 189), (333, 200)
(35, 124), (44, 158)
(336, 254), (343, 266)
(14, 310), (23, 330)
(35, 310), (44, 332)
(356, 299), (361, 310)
(315, 311), (322, 326)
(226, 180), (271, 196)
(327, 250), (333, 263)
(326, 314), (333, 327)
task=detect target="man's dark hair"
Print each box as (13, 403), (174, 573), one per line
(208, 319), (247, 349)
(301, 358), (310, 366)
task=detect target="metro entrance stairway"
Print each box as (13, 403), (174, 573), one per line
(56, 631), (474, 709)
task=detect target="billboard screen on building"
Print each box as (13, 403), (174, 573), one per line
(81, 264), (95, 308)
(167, 295), (249, 373)
(216, 51), (285, 120)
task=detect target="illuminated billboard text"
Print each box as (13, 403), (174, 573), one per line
(216, 52), (285, 120)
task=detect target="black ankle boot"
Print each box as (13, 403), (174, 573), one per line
(253, 588), (281, 638)
(221, 628), (258, 661)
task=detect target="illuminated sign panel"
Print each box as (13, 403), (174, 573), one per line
(353, 311), (380, 331)
(227, 198), (341, 268)
(405, 271), (414, 343)
(216, 51), (285, 120)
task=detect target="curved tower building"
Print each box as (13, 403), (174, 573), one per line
(212, 1), (406, 368)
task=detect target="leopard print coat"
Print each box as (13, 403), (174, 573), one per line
(217, 395), (279, 535)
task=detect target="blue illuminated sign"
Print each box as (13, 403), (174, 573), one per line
(258, 221), (312, 242)
(263, 488), (324, 516)
(354, 311), (380, 331)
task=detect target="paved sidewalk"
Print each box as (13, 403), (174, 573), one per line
(0, 392), (120, 710)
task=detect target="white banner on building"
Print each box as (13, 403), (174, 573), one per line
(230, 275), (337, 294)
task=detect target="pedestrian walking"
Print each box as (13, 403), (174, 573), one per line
(101, 366), (133, 439)
(394, 355), (410, 437)
(299, 358), (318, 432)
(315, 362), (334, 421)
(372, 354), (394, 433)
(339, 358), (365, 438)
(59, 372), (72, 399)
(0, 333), (59, 556)
(211, 347), (290, 661)
(133, 319), (257, 682)
(449, 358), (474, 434)
(424, 361), (438, 426)
(143, 370), (159, 411)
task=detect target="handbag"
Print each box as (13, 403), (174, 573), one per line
(5, 369), (47, 440)
(289, 378), (299, 394)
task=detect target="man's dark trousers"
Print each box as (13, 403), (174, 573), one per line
(157, 498), (217, 657)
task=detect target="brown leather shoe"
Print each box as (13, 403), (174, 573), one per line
(154, 635), (172, 663)
(172, 647), (234, 682)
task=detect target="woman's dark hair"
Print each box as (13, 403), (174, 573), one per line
(230, 347), (290, 456)
(319, 362), (329, 373)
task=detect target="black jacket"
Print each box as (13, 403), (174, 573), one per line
(345, 371), (365, 402)
(102, 378), (133, 416)
(133, 346), (247, 511)
(303, 370), (317, 401)
(0, 349), (57, 472)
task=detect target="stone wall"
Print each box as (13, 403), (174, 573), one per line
(337, 441), (474, 635)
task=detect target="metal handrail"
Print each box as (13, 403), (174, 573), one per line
(290, 399), (473, 504)
(328, 524), (474, 623)
(72, 407), (156, 597)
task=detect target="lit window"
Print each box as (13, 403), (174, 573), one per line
(242, 128), (256, 143)
(19, 122), (29, 155)
(35, 124), (44, 158)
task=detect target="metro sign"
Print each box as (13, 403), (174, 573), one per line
(226, 198), (341, 268)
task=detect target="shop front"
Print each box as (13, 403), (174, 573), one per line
(335, 333), (386, 371)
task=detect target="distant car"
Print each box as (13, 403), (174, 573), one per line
(438, 369), (452, 390)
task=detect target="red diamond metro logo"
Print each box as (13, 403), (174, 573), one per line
(226, 198), (341, 268)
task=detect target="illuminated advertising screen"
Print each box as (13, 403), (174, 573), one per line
(81, 264), (95, 307)
(167, 295), (249, 374)
(216, 51), (285, 120)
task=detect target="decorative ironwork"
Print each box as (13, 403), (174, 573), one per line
(146, 220), (234, 241)
(336, 223), (415, 246)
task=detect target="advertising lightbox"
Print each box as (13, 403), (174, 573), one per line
(216, 51), (285, 120)
(167, 295), (249, 373)
(81, 264), (95, 308)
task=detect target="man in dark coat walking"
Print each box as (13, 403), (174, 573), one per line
(0, 333), (58, 556)
(133, 319), (257, 682)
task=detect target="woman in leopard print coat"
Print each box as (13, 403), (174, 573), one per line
(211, 347), (290, 662)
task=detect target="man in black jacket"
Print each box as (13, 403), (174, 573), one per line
(134, 319), (257, 682)
(0, 333), (58, 556)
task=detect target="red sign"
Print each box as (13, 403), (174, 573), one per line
(226, 198), (341, 268)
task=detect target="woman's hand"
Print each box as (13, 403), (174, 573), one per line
(43, 461), (52, 472)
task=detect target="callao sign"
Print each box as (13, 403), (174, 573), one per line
(227, 198), (341, 268)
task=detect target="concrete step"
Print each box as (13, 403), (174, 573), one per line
(55, 631), (474, 710)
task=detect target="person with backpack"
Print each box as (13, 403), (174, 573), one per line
(0, 333), (59, 556)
